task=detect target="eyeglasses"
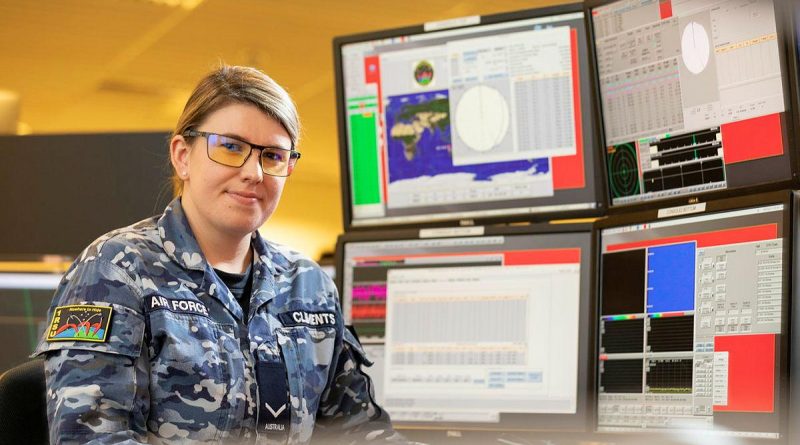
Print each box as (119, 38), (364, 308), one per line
(183, 130), (300, 177)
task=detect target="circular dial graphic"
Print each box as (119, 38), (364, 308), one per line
(608, 143), (640, 198)
(454, 85), (510, 152)
(681, 21), (711, 75)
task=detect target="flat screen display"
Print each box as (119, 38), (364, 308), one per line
(0, 132), (172, 256)
(337, 227), (593, 432)
(0, 272), (62, 373)
(334, 4), (603, 228)
(590, 0), (794, 207)
(597, 195), (790, 440)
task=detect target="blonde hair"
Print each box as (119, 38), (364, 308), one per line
(171, 65), (300, 195)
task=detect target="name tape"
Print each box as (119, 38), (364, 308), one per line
(279, 310), (337, 328)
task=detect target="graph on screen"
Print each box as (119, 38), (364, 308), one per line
(598, 199), (788, 438)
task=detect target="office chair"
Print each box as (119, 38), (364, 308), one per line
(0, 358), (49, 444)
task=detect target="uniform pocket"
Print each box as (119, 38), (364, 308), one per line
(146, 310), (238, 442)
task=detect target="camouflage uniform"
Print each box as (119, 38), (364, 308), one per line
(34, 199), (409, 445)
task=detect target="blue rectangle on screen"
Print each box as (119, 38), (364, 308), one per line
(646, 242), (695, 313)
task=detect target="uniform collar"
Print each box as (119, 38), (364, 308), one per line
(158, 197), (283, 321)
(249, 226), (285, 320)
(157, 198), (207, 271)
(157, 198), (282, 276)
(251, 228), (282, 278)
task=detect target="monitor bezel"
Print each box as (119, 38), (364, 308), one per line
(594, 189), (794, 444)
(584, 0), (800, 214)
(334, 221), (597, 437)
(790, 190), (800, 445)
(333, 2), (607, 232)
(0, 269), (65, 374)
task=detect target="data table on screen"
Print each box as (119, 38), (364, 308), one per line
(337, 226), (593, 432)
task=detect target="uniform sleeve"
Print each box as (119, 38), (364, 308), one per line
(32, 258), (150, 445)
(313, 297), (424, 444)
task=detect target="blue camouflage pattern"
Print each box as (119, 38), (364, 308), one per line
(34, 198), (416, 444)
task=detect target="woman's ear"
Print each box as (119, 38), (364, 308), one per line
(170, 134), (191, 180)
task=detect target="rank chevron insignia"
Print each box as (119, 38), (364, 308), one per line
(264, 402), (286, 418)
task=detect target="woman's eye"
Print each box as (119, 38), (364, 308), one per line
(221, 143), (243, 153)
(263, 150), (285, 162)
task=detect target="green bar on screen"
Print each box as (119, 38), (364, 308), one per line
(349, 112), (381, 205)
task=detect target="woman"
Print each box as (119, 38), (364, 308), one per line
(34, 65), (408, 444)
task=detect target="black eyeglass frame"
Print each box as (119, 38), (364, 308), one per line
(183, 129), (301, 177)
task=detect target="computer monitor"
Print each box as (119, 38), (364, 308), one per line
(0, 132), (172, 256)
(596, 190), (792, 442)
(335, 224), (594, 434)
(0, 271), (62, 373)
(588, 0), (796, 209)
(334, 3), (604, 229)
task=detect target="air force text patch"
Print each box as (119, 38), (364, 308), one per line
(47, 305), (113, 342)
(148, 295), (209, 317)
(278, 310), (337, 328)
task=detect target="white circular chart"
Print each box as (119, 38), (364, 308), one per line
(454, 85), (510, 153)
(681, 21), (711, 75)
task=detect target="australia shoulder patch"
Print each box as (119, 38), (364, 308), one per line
(46, 305), (113, 342)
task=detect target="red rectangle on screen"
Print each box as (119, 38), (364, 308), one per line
(714, 334), (776, 412)
(364, 56), (381, 84)
(552, 28), (585, 190)
(659, 0), (673, 19)
(721, 113), (784, 164)
(352, 304), (386, 320)
(606, 224), (777, 252)
(504, 248), (581, 265)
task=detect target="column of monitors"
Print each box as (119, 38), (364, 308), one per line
(332, 3), (607, 439)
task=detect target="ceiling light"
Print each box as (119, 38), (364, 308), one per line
(139, 0), (204, 10)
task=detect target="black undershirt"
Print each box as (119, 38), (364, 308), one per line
(214, 264), (253, 320)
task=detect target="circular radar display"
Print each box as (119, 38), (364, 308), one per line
(608, 143), (640, 198)
(454, 85), (510, 152)
(681, 21), (711, 74)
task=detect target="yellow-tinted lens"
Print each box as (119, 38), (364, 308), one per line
(207, 134), (249, 167)
(260, 147), (291, 176)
